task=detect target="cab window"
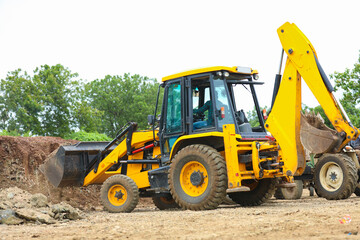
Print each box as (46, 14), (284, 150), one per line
(192, 77), (215, 130)
(165, 82), (182, 134)
(213, 78), (235, 130)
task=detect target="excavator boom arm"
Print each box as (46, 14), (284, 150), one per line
(266, 22), (359, 176)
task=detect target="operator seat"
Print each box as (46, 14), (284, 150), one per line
(236, 110), (252, 133)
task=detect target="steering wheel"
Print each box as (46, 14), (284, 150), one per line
(193, 112), (205, 122)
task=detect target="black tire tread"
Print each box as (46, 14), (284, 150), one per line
(152, 196), (180, 210)
(314, 153), (358, 200)
(100, 174), (139, 213)
(229, 178), (278, 206)
(168, 144), (227, 210)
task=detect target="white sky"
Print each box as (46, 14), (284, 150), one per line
(0, 0), (359, 111)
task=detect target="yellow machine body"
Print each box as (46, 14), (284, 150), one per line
(41, 22), (359, 211)
(80, 23), (358, 192)
(82, 130), (160, 188)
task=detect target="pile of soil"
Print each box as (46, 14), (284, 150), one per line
(0, 136), (102, 210)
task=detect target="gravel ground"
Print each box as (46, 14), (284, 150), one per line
(2, 190), (360, 240)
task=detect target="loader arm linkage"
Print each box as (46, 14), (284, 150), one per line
(266, 22), (359, 177)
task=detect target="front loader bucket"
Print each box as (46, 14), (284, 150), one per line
(39, 142), (116, 187)
(300, 112), (341, 154)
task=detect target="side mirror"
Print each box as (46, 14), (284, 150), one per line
(148, 115), (155, 125)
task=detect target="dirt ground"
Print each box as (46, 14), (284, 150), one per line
(2, 136), (360, 239)
(1, 190), (360, 239)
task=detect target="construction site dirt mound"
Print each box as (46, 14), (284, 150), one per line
(0, 136), (102, 210)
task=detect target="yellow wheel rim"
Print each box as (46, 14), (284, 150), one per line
(180, 161), (208, 197)
(108, 185), (127, 206)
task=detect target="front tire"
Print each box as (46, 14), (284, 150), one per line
(168, 144), (227, 210)
(228, 178), (277, 206)
(314, 153), (357, 200)
(100, 175), (139, 213)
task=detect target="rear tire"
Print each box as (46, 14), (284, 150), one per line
(168, 144), (227, 210)
(152, 195), (180, 210)
(274, 180), (303, 200)
(228, 178), (277, 206)
(314, 153), (357, 200)
(100, 175), (139, 213)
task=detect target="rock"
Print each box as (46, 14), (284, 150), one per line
(16, 208), (55, 224)
(2, 215), (24, 225)
(51, 202), (83, 220)
(0, 209), (14, 221)
(15, 208), (38, 221)
(7, 192), (14, 200)
(0, 202), (7, 210)
(14, 201), (27, 209)
(0, 209), (23, 225)
(0, 188), (83, 225)
(30, 193), (48, 208)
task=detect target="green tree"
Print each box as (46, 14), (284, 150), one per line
(73, 101), (104, 133)
(32, 64), (80, 136)
(246, 106), (269, 127)
(331, 51), (360, 127)
(0, 69), (42, 134)
(1, 66), (161, 138)
(0, 64), (87, 137)
(85, 74), (160, 136)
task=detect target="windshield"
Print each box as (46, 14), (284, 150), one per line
(230, 82), (266, 134)
(232, 84), (255, 122)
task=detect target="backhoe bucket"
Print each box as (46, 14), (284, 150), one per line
(39, 142), (116, 187)
(300, 112), (341, 154)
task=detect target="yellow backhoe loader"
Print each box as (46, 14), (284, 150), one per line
(40, 22), (359, 212)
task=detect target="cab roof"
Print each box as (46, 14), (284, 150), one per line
(162, 66), (258, 82)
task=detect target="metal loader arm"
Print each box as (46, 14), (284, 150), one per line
(266, 22), (359, 177)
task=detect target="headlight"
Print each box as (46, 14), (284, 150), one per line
(253, 74), (259, 80)
(223, 71), (230, 77)
(236, 66), (252, 74)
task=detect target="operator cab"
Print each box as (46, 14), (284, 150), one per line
(157, 66), (267, 161)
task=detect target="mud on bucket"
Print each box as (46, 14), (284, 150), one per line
(39, 142), (115, 187)
(300, 112), (341, 154)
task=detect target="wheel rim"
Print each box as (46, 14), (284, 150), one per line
(180, 161), (208, 197)
(108, 185), (127, 206)
(319, 162), (343, 192)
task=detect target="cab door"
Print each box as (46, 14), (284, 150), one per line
(159, 79), (184, 162)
